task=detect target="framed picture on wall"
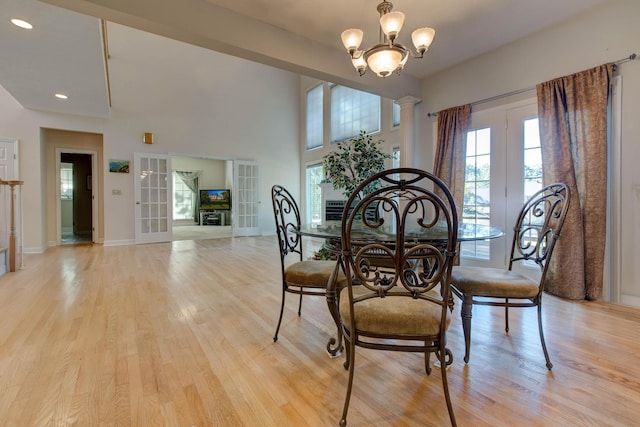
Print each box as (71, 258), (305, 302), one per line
(109, 159), (129, 173)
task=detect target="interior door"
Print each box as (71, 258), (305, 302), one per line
(134, 152), (172, 244)
(233, 160), (260, 237)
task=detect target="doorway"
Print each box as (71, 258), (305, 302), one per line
(59, 152), (93, 245)
(170, 155), (233, 242)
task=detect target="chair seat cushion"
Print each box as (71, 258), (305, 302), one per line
(339, 288), (450, 336)
(285, 260), (346, 288)
(451, 266), (540, 299)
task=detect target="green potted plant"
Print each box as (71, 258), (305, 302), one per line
(322, 130), (391, 199)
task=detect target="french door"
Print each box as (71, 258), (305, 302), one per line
(134, 152), (172, 244)
(460, 102), (542, 276)
(232, 160), (260, 237)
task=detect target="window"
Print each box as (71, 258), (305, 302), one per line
(306, 84), (323, 150)
(60, 162), (73, 200)
(172, 172), (194, 220)
(392, 146), (400, 168)
(306, 164), (324, 225)
(330, 84), (380, 142)
(392, 102), (401, 128)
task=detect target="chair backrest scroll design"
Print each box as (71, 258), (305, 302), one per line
(272, 185), (303, 263)
(340, 168), (459, 314)
(509, 182), (570, 290)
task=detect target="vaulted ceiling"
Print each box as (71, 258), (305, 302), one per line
(0, 0), (609, 118)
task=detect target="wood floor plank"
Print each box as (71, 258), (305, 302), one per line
(0, 236), (639, 426)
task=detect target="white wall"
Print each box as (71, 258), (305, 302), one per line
(0, 24), (301, 252)
(417, 0), (640, 305)
(172, 156), (227, 190)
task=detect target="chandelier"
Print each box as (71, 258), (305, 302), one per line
(341, 1), (435, 78)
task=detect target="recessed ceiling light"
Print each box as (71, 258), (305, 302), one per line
(55, 93), (68, 100)
(11, 19), (33, 30)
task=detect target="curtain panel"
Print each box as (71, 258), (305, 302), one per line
(433, 104), (471, 218)
(536, 63), (612, 300)
(433, 104), (471, 266)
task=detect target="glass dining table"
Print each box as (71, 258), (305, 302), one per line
(296, 220), (505, 357)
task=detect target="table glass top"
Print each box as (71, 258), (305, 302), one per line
(298, 221), (504, 242)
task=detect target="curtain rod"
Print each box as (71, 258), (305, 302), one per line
(426, 53), (637, 117)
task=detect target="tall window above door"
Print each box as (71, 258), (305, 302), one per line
(330, 84), (380, 142)
(392, 102), (401, 128)
(306, 84), (323, 150)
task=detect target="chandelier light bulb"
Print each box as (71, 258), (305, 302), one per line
(341, 28), (364, 54)
(351, 55), (368, 75)
(379, 11), (405, 41)
(411, 27), (436, 55)
(366, 46), (403, 78)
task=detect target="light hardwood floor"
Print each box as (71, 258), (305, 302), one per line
(0, 237), (638, 426)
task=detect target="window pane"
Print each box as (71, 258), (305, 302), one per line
(306, 164), (323, 225)
(60, 162), (73, 200)
(330, 85), (380, 142)
(306, 84), (323, 150)
(392, 146), (400, 168)
(524, 118), (543, 200)
(461, 128), (491, 260)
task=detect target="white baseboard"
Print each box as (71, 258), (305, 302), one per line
(24, 246), (46, 254)
(103, 239), (135, 247)
(620, 294), (640, 309)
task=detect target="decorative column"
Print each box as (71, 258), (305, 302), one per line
(395, 96), (421, 168)
(0, 179), (23, 272)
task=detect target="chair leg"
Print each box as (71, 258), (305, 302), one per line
(273, 287), (286, 342)
(297, 293), (303, 316)
(439, 348), (457, 427)
(460, 294), (473, 363)
(340, 339), (356, 427)
(342, 329), (351, 370)
(424, 343), (432, 375)
(537, 303), (553, 370)
(505, 298), (510, 333)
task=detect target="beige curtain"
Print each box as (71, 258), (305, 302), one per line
(536, 63), (612, 300)
(433, 104), (471, 218)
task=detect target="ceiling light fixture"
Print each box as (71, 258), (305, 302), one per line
(341, 1), (435, 78)
(11, 18), (33, 30)
(55, 93), (68, 100)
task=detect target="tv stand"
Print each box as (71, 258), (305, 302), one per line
(200, 210), (227, 226)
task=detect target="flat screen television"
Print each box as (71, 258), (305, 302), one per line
(199, 189), (231, 211)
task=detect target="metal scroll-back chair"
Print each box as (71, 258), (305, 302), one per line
(271, 185), (346, 343)
(450, 183), (570, 370)
(338, 168), (458, 427)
